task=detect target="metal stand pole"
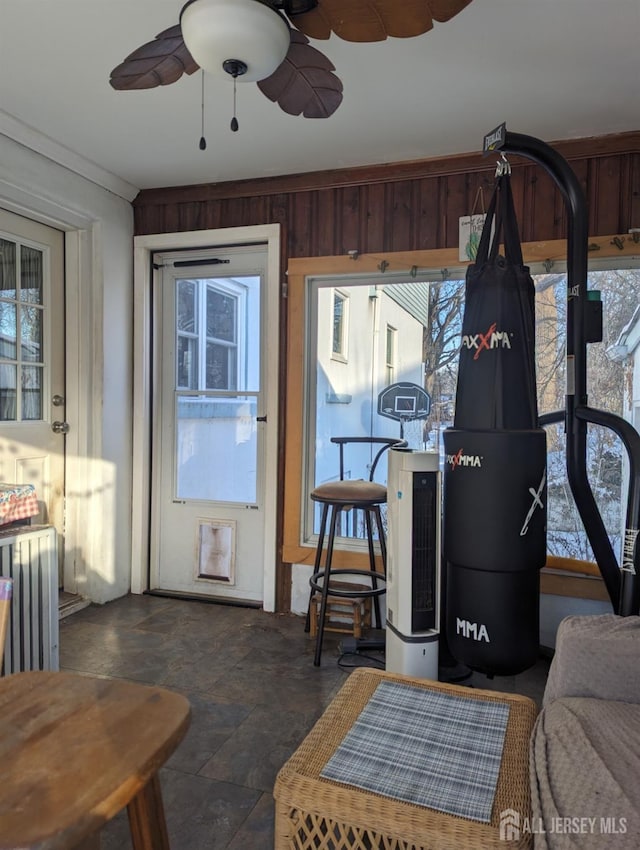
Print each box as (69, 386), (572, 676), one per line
(483, 124), (640, 615)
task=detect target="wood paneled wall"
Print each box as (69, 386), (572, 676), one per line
(134, 132), (640, 252)
(133, 131), (640, 612)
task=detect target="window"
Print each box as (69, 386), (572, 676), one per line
(176, 278), (241, 391)
(331, 290), (348, 361)
(534, 263), (640, 562)
(385, 324), (397, 385)
(307, 273), (442, 544)
(0, 238), (44, 421)
(284, 244), (640, 578)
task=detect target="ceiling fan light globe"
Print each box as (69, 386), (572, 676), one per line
(180, 0), (290, 82)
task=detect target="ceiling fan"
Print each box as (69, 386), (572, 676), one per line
(110, 0), (472, 127)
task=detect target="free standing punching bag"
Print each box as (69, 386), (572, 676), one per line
(443, 174), (546, 676)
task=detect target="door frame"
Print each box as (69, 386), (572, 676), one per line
(131, 225), (281, 611)
(0, 205), (100, 597)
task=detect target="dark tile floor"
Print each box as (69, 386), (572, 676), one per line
(59, 593), (550, 850)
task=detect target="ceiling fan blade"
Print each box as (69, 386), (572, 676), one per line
(109, 25), (199, 90)
(257, 31), (343, 118)
(292, 0), (472, 41)
(429, 0), (474, 22)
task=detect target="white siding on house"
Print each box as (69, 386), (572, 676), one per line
(314, 283), (425, 490)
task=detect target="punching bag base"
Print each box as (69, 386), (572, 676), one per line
(446, 562), (540, 677)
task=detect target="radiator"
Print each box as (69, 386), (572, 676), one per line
(0, 524), (59, 674)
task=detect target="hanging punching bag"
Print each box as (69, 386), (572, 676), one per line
(443, 174), (546, 676)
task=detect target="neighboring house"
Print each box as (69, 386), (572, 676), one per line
(314, 281), (428, 495)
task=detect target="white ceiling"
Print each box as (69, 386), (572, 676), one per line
(1, 0), (638, 197)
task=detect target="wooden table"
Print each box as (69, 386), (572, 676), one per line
(0, 671), (191, 850)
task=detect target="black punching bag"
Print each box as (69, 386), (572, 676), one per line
(443, 174), (546, 676)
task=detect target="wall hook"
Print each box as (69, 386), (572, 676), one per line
(378, 260), (389, 273)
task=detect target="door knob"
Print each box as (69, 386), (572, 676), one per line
(52, 421), (70, 434)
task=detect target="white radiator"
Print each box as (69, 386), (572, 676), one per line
(0, 525), (59, 674)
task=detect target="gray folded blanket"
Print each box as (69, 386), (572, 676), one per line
(530, 614), (640, 849)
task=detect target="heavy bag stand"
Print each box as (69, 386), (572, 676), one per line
(483, 124), (640, 616)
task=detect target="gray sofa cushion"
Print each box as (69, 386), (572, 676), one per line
(543, 614), (640, 707)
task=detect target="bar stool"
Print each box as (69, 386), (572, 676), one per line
(307, 437), (405, 666)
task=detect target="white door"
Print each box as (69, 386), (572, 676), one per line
(0, 210), (65, 567)
(150, 245), (271, 603)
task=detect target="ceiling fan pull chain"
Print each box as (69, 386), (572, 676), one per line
(199, 70), (207, 151)
(231, 76), (239, 133)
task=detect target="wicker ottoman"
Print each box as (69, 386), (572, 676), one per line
(274, 668), (537, 849)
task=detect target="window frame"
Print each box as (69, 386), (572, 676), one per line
(330, 288), (349, 362)
(175, 276), (247, 392)
(385, 323), (397, 386)
(283, 236), (640, 601)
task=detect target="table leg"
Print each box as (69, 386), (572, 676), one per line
(127, 773), (171, 850)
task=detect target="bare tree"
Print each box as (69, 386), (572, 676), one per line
(540, 268), (640, 563)
(423, 277), (465, 438)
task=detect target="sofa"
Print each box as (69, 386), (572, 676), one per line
(530, 613), (640, 848)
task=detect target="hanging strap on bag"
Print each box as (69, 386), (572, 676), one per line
(474, 174), (524, 269)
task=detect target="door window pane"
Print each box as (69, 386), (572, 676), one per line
(0, 240), (16, 298)
(177, 335), (198, 389)
(176, 394), (257, 503)
(177, 280), (197, 332)
(206, 341), (235, 390)
(20, 304), (42, 362)
(175, 279), (242, 393)
(0, 364), (16, 421)
(20, 246), (43, 304)
(207, 289), (236, 342)
(22, 365), (42, 420)
(0, 302), (17, 358)
(0, 237), (48, 422)
(172, 273), (261, 504)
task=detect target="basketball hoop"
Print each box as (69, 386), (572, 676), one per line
(377, 382), (431, 449)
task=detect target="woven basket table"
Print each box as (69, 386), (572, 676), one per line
(274, 667), (537, 850)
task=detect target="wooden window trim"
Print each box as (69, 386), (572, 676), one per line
(282, 235), (639, 597)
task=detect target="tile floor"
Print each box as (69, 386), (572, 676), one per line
(59, 593), (550, 850)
